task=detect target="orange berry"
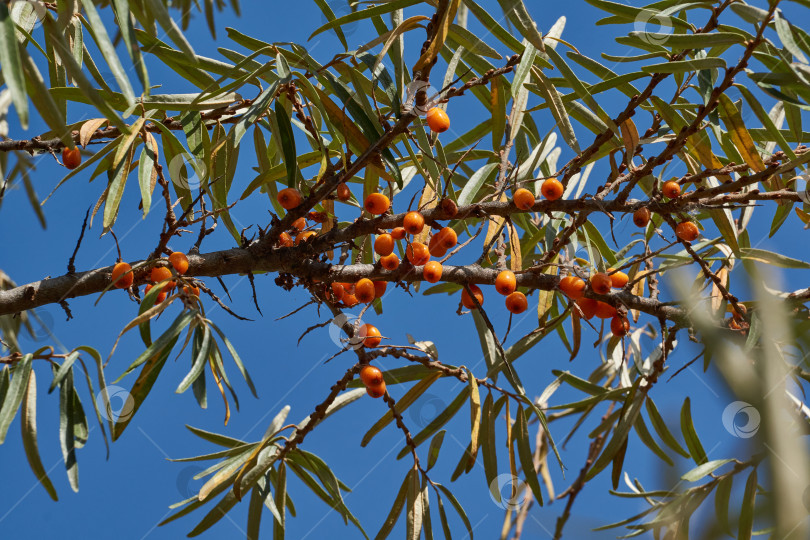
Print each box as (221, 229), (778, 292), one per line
(559, 276), (586, 299)
(144, 284), (166, 304)
(403, 211), (425, 235)
(428, 235), (448, 257)
(343, 293), (359, 308)
(374, 234), (395, 256)
(590, 273), (612, 295)
(595, 301), (617, 319)
(662, 180), (681, 199)
(330, 282), (345, 302)
(541, 178), (564, 201)
(505, 291), (528, 314)
(278, 231), (294, 247)
(151, 266), (172, 283)
(355, 278), (375, 303)
(307, 211), (327, 223)
(373, 281), (387, 298)
(277, 187), (303, 210)
(495, 270), (517, 296)
(610, 315), (629, 336)
(359, 324), (382, 348)
(366, 380), (386, 398)
(607, 268), (628, 289)
(461, 284), (484, 309)
(364, 193), (391, 215)
(731, 303), (747, 321)
(360, 365), (384, 387)
(576, 297), (597, 320)
(633, 207), (651, 227)
(111, 262), (133, 289)
(390, 227), (407, 240)
(169, 252), (189, 275)
(62, 147), (81, 169)
(513, 188), (535, 210)
(675, 221), (699, 242)
(423, 261), (443, 283)
(295, 230), (316, 245)
(291, 217), (307, 230)
(437, 227), (457, 249)
(380, 253), (400, 270)
(336, 182), (352, 202)
(406, 242), (430, 266)
(440, 198), (458, 217)
(426, 107), (450, 133)
(183, 285), (200, 297)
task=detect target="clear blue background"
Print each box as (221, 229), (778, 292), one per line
(1, 1), (807, 538)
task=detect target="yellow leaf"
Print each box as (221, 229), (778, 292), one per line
(717, 94), (766, 173)
(79, 118), (109, 148)
(412, 0), (461, 75)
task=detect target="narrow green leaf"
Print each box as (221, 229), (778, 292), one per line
(714, 474), (733, 535)
(426, 430), (446, 471)
(80, 0), (135, 105)
(738, 468), (758, 540)
(646, 398), (690, 458)
(641, 58), (726, 74)
(275, 102), (298, 188)
(0, 354), (33, 443)
(0, 3), (28, 128)
(21, 370), (58, 501)
(435, 483), (474, 538)
(514, 406), (544, 505)
(681, 459), (734, 482)
(680, 397), (708, 465)
(374, 470), (410, 540)
(496, 0), (546, 51)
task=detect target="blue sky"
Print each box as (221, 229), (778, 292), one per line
(1, 0), (808, 538)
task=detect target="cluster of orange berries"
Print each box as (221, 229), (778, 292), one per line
(110, 252), (198, 302)
(631, 181), (699, 242)
(558, 270), (630, 336)
(511, 179), (564, 212)
(359, 363), (386, 398)
(327, 279), (388, 307)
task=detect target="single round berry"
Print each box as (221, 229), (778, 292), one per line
(576, 297), (597, 319)
(355, 278), (376, 303)
(359, 324), (382, 348)
(505, 291), (528, 314)
(403, 211), (425, 235)
(111, 262), (133, 289)
(291, 217), (307, 231)
(278, 232), (293, 247)
(513, 188), (535, 210)
(428, 235), (448, 258)
(423, 261), (443, 283)
(541, 178), (564, 201)
(360, 365), (384, 387)
(330, 283), (345, 302)
(662, 180), (681, 199)
(559, 276), (586, 299)
(373, 281), (387, 298)
(440, 198), (458, 217)
(461, 284), (484, 309)
(610, 315), (630, 336)
(336, 182), (352, 201)
(295, 230), (316, 245)
(495, 270), (517, 296)
(364, 193), (391, 215)
(169, 252), (189, 275)
(590, 273), (612, 295)
(366, 380), (386, 398)
(406, 242), (430, 266)
(633, 207), (651, 227)
(151, 266), (172, 283)
(437, 227), (457, 249)
(390, 227), (407, 240)
(374, 234), (395, 256)
(595, 301), (617, 319)
(380, 253), (400, 270)
(607, 268), (628, 289)
(426, 107), (450, 133)
(62, 147), (81, 169)
(183, 285), (200, 297)
(277, 187), (303, 210)
(343, 293), (359, 308)
(675, 221), (699, 242)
